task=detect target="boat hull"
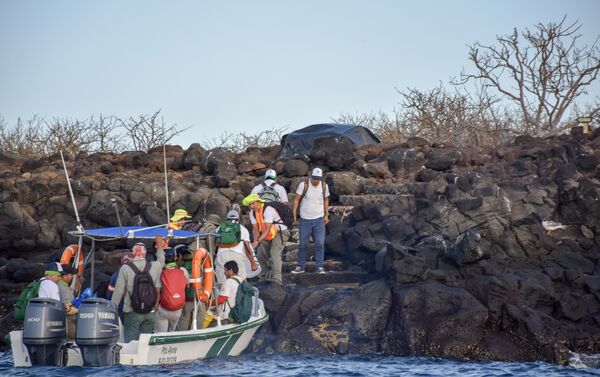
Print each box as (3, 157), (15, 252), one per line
(11, 312), (268, 367)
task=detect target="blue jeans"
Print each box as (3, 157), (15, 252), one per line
(297, 217), (325, 269)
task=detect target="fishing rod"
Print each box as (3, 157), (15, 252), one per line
(60, 151), (85, 295)
(163, 128), (173, 238)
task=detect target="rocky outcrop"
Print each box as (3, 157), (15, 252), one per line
(0, 127), (600, 364)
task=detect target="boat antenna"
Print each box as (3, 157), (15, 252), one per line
(60, 151), (83, 233)
(163, 128), (172, 237)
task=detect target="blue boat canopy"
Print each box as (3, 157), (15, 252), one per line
(71, 226), (215, 240)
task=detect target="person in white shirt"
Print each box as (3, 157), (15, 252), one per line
(38, 262), (63, 301)
(243, 193), (290, 285)
(292, 167), (330, 274)
(214, 210), (259, 286)
(250, 169), (289, 203)
(216, 261), (240, 322)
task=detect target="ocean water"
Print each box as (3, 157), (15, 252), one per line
(0, 352), (598, 377)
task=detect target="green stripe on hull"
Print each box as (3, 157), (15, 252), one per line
(217, 332), (242, 356)
(206, 336), (229, 358)
(148, 315), (268, 346)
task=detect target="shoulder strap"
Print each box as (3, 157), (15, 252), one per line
(128, 262), (141, 274)
(261, 182), (266, 189)
(299, 180), (309, 205)
(232, 276), (241, 285)
(143, 262), (151, 273)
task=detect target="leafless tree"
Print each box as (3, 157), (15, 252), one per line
(455, 16), (600, 136)
(43, 117), (94, 157)
(202, 125), (288, 153)
(334, 110), (407, 144)
(0, 115), (45, 157)
(120, 110), (189, 152)
(398, 85), (521, 146)
(88, 114), (127, 153)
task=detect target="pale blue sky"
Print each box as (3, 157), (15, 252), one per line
(1, 1), (599, 148)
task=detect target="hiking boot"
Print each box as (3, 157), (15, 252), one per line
(291, 267), (305, 274)
(317, 267), (326, 274)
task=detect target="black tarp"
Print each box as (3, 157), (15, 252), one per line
(278, 123), (381, 159)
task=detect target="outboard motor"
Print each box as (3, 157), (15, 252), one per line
(75, 298), (121, 366)
(22, 297), (68, 366)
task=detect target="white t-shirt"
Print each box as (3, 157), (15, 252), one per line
(38, 278), (61, 301)
(216, 224), (250, 254)
(249, 205), (288, 231)
(296, 181), (330, 219)
(251, 179), (289, 202)
(219, 277), (239, 320)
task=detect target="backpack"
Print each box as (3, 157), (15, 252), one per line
(14, 279), (41, 320)
(264, 201), (295, 229)
(229, 277), (255, 323)
(259, 182), (281, 202)
(159, 268), (187, 311)
(128, 262), (158, 314)
(217, 221), (242, 246)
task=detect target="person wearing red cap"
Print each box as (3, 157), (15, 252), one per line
(111, 236), (165, 342)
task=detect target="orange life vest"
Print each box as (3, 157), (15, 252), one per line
(255, 203), (278, 241)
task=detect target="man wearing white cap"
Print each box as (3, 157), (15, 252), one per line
(292, 167), (330, 274)
(214, 210), (258, 286)
(251, 169), (289, 203)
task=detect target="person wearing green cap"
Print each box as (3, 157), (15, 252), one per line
(243, 193), (289, 285)
(38, 262), (63, 301)
(168, 208), (192, 230)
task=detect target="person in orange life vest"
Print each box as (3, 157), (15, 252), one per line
(216, 260), (240, 322)
(243, 193), (290, 286)
(154, 247), (189, 332)
(167, 208), (192, 230)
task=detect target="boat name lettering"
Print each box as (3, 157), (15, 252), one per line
(158, 356), (177, 364)
(161, 345), (178, 355)
(98, 312), (115, 320)
(46, 321), (62, 327)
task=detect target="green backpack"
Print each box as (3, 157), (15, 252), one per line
(14, 279), (42, 320)
(217, 221), (242, 245)
(229, 277), (256, 324)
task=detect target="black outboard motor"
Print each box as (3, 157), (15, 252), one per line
(75, 298), (121, 366)
(22, 297), (68, 366)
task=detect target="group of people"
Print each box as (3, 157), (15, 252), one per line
(42, 166), (330, 343)
(243, 167), (331, 283)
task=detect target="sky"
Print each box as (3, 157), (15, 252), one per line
(1, 0), (599, 149)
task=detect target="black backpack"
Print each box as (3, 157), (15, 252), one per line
(128, 262), (158, 314)
(229, 277), (256, 323)
(264, 201), (294, 228)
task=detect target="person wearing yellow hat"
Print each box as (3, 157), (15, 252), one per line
(243, 193), (289, 285)
(167, 209), (192, 230)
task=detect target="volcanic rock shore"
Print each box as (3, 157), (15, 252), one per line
(1, 127), (599, 364)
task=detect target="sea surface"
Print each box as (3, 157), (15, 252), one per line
(1, 353), (599, 377)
